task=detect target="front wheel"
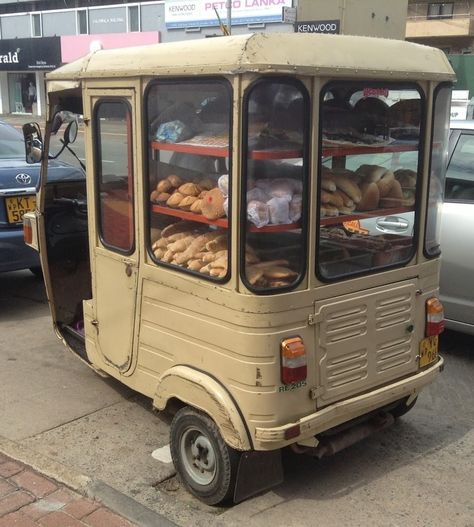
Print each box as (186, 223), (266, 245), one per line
(391, 396), (418, 418)
(170, 407), (240, 505)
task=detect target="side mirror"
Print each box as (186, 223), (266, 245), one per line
(23, 122), (43, 164)
(65, 119), (78, 145)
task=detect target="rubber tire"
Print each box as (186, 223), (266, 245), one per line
(170, 407), (240, 506)
(391, 396), (418, 418)
(29, 266), (43, 279)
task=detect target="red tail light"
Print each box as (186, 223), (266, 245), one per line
(426, 297), (444, 337)
(281, 337), (307, 385)
(23, 218), (33, 245)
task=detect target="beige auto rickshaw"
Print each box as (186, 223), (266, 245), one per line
(23, 33), (452, 505)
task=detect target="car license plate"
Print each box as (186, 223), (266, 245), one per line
(5, 195), (36, 224)
(419, 336), (438, 367)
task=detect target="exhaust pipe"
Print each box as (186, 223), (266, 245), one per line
(291, 412), (395, 459)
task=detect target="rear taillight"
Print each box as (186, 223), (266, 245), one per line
(23, 217), (33, 245)
(426, 297), (445, 337)
(281, 337), (307, 385)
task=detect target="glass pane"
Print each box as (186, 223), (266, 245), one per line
(318, 83), (423, 280)
(96, 101), (134, 252)
(425, 85), (451, 256)
(446, 134), (474, 195)
(242, 80), (307, 292)
(32, 14), (41, 37)
(147, 80), (231, 281)
(129, 6), (139, 32)
(78, 10), (88, 34)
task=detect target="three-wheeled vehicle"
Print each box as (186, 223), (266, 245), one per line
(23, 33), (453, 505)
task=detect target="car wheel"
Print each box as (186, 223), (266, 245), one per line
(170, 407), (240, 505)
(29, 267), (43, 279)
(391, 396), (418, 418)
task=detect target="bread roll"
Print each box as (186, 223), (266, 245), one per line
(174, 231), (222, 265)
(376, 170), (395, 198)
(166, 192), (184, 208)
(187, 259), (205, 271)
(321, 189), (344, 208)
(156, 179), (172, 193)
(157, 192), (171, 203)
(211, 255), (228, 269)
(321, 177), (337, 192)
(178, 182), (200, 197)
(161, 221), (195, 238)
(206, 235), (227, 252)
(167, 174), (183, 188)
(334, 175), (362, 203)
(198, 177), (216, 191)
(262, 266), (298, 280)
(246, 267), (264, 285)
(357, 182), (380, 211)
(178, 195), (198, 210)
(190, 198), (203, 214)
(334, 190), (354, 208)
(153, 247), (165, 259)
(379, 179), (405, 208)
(168, 235), (196, 253)
(395, 169), (417, 188)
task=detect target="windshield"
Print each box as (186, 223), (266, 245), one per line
(0, 123), (26, 159)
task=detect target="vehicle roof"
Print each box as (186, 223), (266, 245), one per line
(46, 33), (455, 84)
(450, 119), (474, 130)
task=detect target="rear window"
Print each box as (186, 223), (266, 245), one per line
(0, 124), (25, 159)
(317, 83), (424, 280)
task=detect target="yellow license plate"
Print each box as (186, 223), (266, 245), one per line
(5, 195), (36, 224)
(419, 336), (439, 367)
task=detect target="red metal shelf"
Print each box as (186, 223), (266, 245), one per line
(151, 141), (229, 158)
(250, 148), (303, 160)
(320, 207), (413, 226)
(151, 203), (300, 232)
(322, 143), (417, 157)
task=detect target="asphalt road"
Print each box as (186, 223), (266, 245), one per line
(0, 270), (473, 527)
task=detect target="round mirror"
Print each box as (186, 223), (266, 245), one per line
(65, 120), (78, 144)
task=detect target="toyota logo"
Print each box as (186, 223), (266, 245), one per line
(16, 173), (32, 185)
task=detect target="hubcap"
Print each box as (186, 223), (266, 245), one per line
(180, 427), (217, 486)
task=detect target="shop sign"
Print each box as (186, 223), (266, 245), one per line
(295, 20), (340, 34)
(165, 0), (293, 29)
(0, 37), (61, 71)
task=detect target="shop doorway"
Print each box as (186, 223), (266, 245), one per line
(8, 73), (37, 114)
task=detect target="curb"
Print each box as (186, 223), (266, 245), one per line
(0, 436), (178, 527)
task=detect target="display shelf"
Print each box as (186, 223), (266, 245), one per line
(151, 140), (303, 160)
(151, 203), (300, 232)
(151, 140), (229, 158)
(320, 207), (412, 226)
(322, 142), (417, 157)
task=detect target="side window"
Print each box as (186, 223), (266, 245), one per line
(318, 83), (424, 280)
(146, 79), (231, 281)
(241, 79), (308, 293)
(445, 133), (474, 201)
(95, 100), (134, 253)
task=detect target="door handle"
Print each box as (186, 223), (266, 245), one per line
(376, 216), (409, 233)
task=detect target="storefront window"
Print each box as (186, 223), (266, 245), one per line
(317, 82), (424, 280)
(242, 79), (308, 293)
(8, 73), (36, 114)
(146, 79), (231, 281)
(425, 84), (451, 257)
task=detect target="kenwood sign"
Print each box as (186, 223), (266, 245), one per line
(0, 37), (61, 71)
(295, 20), (340, 34)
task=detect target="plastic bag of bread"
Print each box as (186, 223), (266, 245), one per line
(268, 178), (294, 199)
(289, 194), (302, 223)
(268, 196), (291, 224)
(247, 187), (269, 203)
(247, 200), (270, 228)
(218, 174), (229, 196)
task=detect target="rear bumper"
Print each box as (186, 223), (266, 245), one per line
(255, 357), (444, 449)
(0, 228), (39, 272)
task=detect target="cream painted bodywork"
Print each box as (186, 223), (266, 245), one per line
(43, 34), (454, 452)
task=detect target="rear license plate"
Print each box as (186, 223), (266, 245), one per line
(5, 195), (36, 224)
(419, 336), (438, 367)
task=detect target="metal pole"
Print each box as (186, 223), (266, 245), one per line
(227, 1), (232, 35)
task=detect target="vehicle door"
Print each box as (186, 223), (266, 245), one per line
(88, 90), (139, 372)
(440, 127), (474, 326)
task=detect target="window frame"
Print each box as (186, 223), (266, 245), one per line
(93, 97), (135, 256)
(144, 76), (233, 283)
(76, 9), (88, 35)
(128, 5), (140, 32)
(315, 80), (426, 282)
(427, 2), (454, 19)
(31, 13), (42, 37)
(424, 82), (453, 259)
(240, 76), (310, 295)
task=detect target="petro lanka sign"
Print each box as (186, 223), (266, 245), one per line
(295, 19), (340, 34)
(0, 37), (61, 71)
(165, 0), (293, 29)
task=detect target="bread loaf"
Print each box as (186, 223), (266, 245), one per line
(334, 175), (361, 203)
(156, 179), (172, 193)
(178, 195), (198, 210)
(167, 174), (183, 188)
(202, 188), (226, 220)
(357, 182), (380, 211)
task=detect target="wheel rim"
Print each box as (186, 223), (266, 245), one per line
(180, 426), (217, 486)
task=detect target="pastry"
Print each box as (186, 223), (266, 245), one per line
(357, 182), (380, 211)
(178, 195), (198, 210)
(202, 188), (226, 220)
(190, 199), (203, 214)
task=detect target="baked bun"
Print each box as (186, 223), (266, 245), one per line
(357, 182), (380, 211)
(156, 179), (172, 193)
(202, 188), (226, 220)
(167, 174), (183, 188)
(166, 192), (184, 208)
